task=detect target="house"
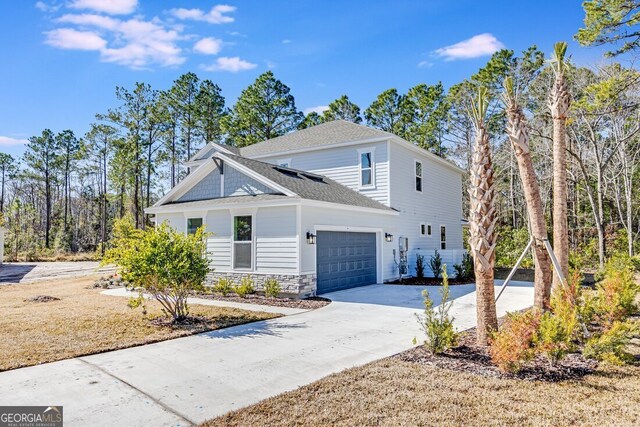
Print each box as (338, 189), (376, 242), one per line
(146, 120), (465, 297)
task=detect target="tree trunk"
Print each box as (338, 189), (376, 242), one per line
(505, 94), (553, 310)
(469, 99), (498, 345)
(550, 73), (570, 289)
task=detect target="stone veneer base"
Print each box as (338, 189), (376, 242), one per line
(207, 271), (317, 298)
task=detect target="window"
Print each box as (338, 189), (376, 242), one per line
(427, 224), (432, 236)
(420, 223), (426, 236)
(187, 218), (203, 235)
(233, 216), (253, 269)
(440, 226), (446, 250)
(360, 151), (374, 187)
(415, 161), (423, 192)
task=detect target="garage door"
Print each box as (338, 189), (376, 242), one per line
(316, 231), (377, 294)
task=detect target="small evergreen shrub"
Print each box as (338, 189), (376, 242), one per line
(593, 258), (638, 326)
(533, 311), (573, 364)
(234, 276), (255, 298)
(584, 320), (639, 365)
(453, 252), (474, 280)
(414, 265), (458, 354)
(429, 250), (443, 279)
(264, 278), (282, 298)
(214, 277), (234, 296)
(415, 254), (425, 279)
(489, 310), (540, 373)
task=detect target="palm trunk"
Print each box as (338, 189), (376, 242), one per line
(469, 88), (498, 346)
(504, 81), (553, 310)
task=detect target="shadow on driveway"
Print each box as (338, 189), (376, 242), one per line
(0, 264), (37, 284)
(202, 320), (309, 340)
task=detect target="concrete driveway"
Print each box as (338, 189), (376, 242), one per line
(0, 262), (113, 284)
(0, 281), (533, 426)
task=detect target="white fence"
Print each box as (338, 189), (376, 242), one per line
(414, 249), (467, 278)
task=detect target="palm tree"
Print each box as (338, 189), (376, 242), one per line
(469, 86), (498, 345)
(549, 42), (571, 289)
(503, 77), (553, 310)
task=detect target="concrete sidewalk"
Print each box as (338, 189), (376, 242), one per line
(0, 282), (534, 427)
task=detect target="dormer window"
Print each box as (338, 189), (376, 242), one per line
(359, 149), (375, 188)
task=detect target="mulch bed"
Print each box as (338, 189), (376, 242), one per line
(197, 293), (331, 310)
(387, 277), (471, 286)
(396, 329), (598, 382)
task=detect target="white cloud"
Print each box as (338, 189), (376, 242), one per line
(44, 28), (106, 50)
(418, 60), (432, 68)
(0, 136), (29, 147)
(193, 37), (222, 55)
(68, 0), (137, 15)
(434, 33), (504, 60)
(35, 1), (61, 12)
(51, 14), (185, 68)
(171, 5), (236, 24)
(282, 39), (291, 44)
(204, 56), (256, 72)
(303, 105), (329, 115)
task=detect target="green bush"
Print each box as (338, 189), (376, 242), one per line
(534, 312), (573, 364)
(103, 218), (210, 322)
(234, 276), (255, 298)
(264, 278), (282, 298)
(592, 256), (638, 326)
(429, 250), (443, 279)
(415, 254), (425, 278)
(489, 310), (540, 373)
(495, 226), (533, 269)
(453, 252), (474, 280)
(213, 277), (234, 296)
(584, 321), (639, 365)
(414, 265), (458, 354)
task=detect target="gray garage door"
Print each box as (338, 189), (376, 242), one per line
(316, 231), (377, 294)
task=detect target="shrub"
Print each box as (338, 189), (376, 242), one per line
(550, 269), (582, 340)
(214, 277), (234, 296)
(453, 252), (474, 280)
(533, 312), (573, 364)
(103, 219), (210, 322)
(414, 265), (458, 354)
(264, 278), (282, 298)
(489, 310), (540, 373)
(234, 276), (255, 298)
(429, 250), (443, 279)
(415, 254), (425, 278)
(495, 226), (534, 268)
(584, 321), (639, 365)
(593, 259), (638, 326)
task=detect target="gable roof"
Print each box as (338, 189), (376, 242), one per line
(239, 120), (393, 157)
(218, 153), (393, 211)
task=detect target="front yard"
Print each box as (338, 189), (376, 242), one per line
(204, 348), (640, 427)
(0, 275), (278, 371)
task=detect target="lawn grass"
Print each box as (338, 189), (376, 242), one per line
(203, 358), (640, 427)
(0, 275), (278, 371)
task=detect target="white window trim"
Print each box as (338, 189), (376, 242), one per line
(183, 211), (206, 235)
(440, 224), (446, 250)
(277, 158), (292, 168)
(186, 217), (203, 235)
(357, 147), (376, 189)
(231, 213), (255, 271)
(427, 223), (432, 236)
(415, 159), (423, 193)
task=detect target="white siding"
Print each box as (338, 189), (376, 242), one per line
(255, 206), (297, 272)
(389, 143), (464, 278)
(254, 141), (390, 206)
(206, 210), (232, 270)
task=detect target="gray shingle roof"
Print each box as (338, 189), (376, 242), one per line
(166, 194), (290, 207)
(221, 153), (393, 211)
(239, 120), (394, 157)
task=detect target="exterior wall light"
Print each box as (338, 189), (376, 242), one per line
(385, 233), (393, 242)
(306, 232), (316, 244)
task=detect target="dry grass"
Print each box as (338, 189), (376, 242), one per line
(203, 359), (640, 427)
(0, 275), (278, 371)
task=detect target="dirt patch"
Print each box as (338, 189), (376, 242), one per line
(197, 293), (331, 310)
(397, 329), (598, 382)
(23, 295), (61, 303)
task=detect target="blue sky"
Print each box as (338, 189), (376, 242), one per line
(0, 0), (607, 158)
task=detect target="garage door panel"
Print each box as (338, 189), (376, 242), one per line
(316, 231), (377, 294)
